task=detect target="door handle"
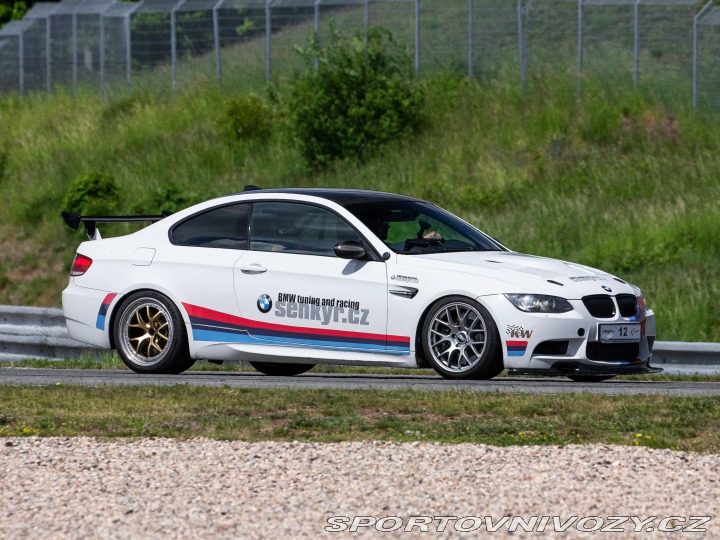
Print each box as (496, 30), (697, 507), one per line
(240, 263), (267, 275)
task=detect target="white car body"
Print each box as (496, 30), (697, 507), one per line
(62, 188), (659, 379)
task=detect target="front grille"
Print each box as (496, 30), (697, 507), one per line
(586, 342), (640, 362)
(616, 294), (638, 317)
(582, 295), (615, 318)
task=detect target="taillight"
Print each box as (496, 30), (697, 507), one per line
(70, 254), (93, 276)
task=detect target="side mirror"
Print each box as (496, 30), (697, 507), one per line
(332, 240), (366, 260)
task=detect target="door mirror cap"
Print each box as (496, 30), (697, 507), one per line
(332, 240), (366, 260)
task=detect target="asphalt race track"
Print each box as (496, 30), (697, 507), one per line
(0, 368), (719, 396)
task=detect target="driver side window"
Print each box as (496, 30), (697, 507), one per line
(250, 202), (360, 256)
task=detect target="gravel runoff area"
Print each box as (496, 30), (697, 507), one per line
(0, 439), (718, 539)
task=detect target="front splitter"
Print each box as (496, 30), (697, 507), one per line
(508, 361), (663, 377)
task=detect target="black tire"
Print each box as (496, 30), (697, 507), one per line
(421, 296), (503, 380)
(567, 375), (616, 383)
(113, 291), (195, 374)
(249, 362), (315, 376)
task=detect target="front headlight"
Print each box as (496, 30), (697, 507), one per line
(505, 294), (574, 313)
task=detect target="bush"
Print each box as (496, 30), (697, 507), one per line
(62, 171), (119, 216)
(0, 2), (27, 28)
(133, 182), (202, 215)
(218, 93), (273, 143)
(287, 24), (424, 170)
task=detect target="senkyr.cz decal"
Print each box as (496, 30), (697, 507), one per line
(506, 341), (528, 357)
(268, 292), (369, 327)
(184, 303), (409, 354)
(96, 293), (117, 330)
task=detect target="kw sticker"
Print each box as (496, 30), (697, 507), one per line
(506, 325), (533, 339)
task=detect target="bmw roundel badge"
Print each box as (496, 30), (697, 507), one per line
(257, 294), (272, 313)
(602, 285), (612, 293)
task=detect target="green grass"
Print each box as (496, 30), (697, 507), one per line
(0, 9), (718, 341)
(0, 385), (719, 451)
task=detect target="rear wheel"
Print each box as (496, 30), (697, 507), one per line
(113, 291), (195, 374)
(421, 296), (503, 380)
(250, 362), (315, 376)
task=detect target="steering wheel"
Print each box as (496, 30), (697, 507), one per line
(417, 220), (432, 238)
(403, 236), (444, 251)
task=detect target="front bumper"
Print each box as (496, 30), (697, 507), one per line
(480, 295), (657, 371)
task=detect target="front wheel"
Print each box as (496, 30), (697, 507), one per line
(250, 362), (315, 376)
(113, 291), (195, 374)
(421, 296), (503, 380)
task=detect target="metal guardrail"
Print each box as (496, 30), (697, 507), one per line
(0, 305), (103, 362)
(0, 305), (719, 375)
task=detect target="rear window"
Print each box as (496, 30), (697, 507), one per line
(171, 203), (250, 249)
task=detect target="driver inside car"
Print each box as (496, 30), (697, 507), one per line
(367, 214), (443, 245)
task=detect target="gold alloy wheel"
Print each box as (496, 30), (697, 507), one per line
(118, 299), (175, 368)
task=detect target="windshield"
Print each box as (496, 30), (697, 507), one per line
(345, 200), (506, 255)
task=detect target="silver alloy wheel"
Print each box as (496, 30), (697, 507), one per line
(427, 301), (487, 373)
(117, 298), (174, 368)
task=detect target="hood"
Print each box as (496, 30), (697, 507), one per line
(400, 251), (638, 299)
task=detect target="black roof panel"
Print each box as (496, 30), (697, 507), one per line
(230, 187), (423, 207)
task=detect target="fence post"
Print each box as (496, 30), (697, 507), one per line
(125, 13), (132, 92)
(634, 0), (641, 89)
(100, 14), (105, 100)
(171, 4), (178, 94)
(517, 0), (525, 93)
(72, 10), (77, 95)
(46, 15), (52, 92)
(364, 0), (369, 43)
(214, 0), (224, 92)
(266, 0), (272, 83)
(314, 0), (321, 35)
(18, 28), (25, 97)
(693, 1), (714, 114)
(314, 0), (322, 69)
(577, 0), (584, 98)
(414, 0), (420, 75)
(468, 0), (474, 79)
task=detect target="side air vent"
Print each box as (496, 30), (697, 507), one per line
(532, 341), (569, 356)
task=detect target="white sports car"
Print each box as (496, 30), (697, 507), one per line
(62, 187), (660, 381)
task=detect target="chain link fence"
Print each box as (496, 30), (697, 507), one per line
(0, 0), (718, 111)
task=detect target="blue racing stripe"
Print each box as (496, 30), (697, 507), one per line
(191, 329), (410, 355)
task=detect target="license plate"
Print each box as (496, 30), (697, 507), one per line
(598, 323), (642, 343)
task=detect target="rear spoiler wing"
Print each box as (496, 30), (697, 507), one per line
(62, 211), (171, 240)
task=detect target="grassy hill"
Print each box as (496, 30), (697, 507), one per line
(0, 31), (718, 342)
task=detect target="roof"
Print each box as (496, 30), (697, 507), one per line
(231, 187), (423, 207)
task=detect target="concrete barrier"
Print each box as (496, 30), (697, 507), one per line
(0, 305), (718, 374)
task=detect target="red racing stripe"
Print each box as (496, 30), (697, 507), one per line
(183, 303), (410, 344)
